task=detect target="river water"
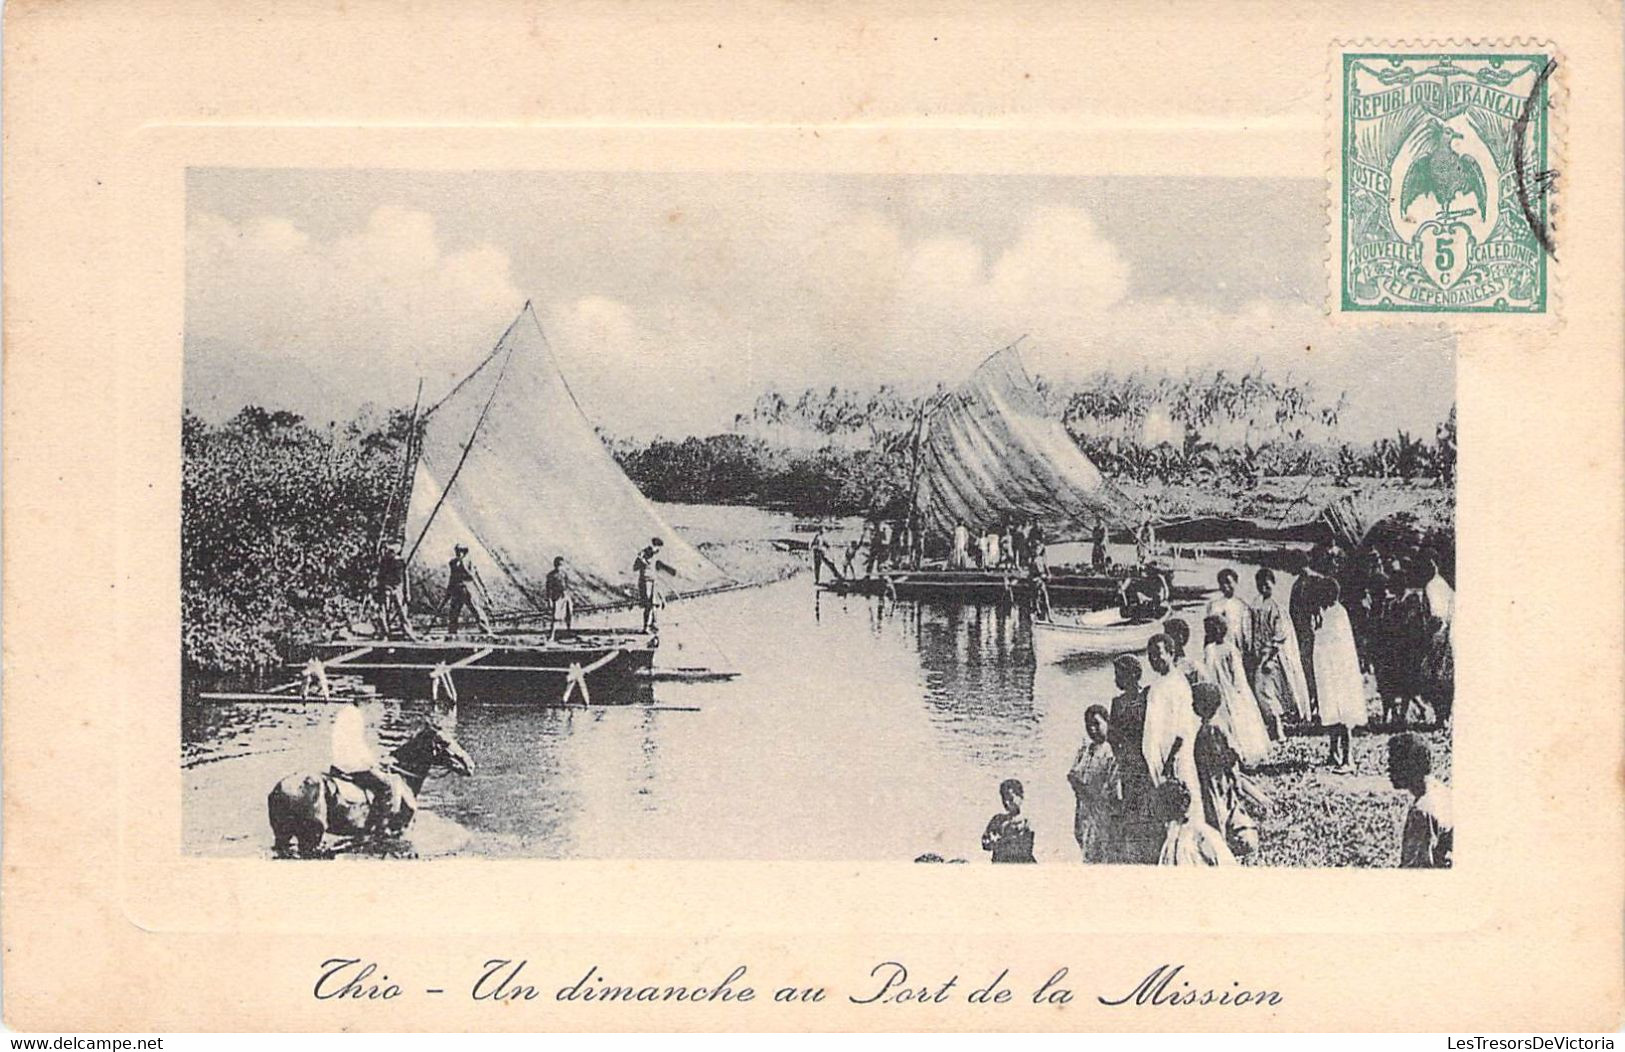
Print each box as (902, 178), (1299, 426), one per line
(183, 505), (1227, 862)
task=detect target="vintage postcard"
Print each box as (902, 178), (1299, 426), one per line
(3, 0), (1622, 1036)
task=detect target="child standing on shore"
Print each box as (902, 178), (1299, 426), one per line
(1201, 615), (1274, 764)
(1067, 705), (1122, 863)
(981, 778), (1036, 863)
(1387, 733), (1453, 868)
(1154, 779), (1236, 866)
(1191, 682), (1263, 858)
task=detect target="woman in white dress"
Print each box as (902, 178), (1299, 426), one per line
(1311, 577), (1369, 768)
(1200, 615), (1271, 768)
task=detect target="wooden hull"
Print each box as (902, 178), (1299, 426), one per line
(310, 632), (658, 706)
(1031, 611), (1164, 664)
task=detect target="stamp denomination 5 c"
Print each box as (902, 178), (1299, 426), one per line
(1340, 50), (1553, 313)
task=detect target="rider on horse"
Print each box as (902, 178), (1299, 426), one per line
(331, 696), (400, 834)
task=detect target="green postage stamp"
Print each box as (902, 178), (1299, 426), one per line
(1340, 50), (1553, 313)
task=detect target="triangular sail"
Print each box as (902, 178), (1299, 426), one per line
(914, 344), (1131, 541)
(403, 304), (731, 616)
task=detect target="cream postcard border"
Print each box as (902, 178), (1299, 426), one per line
(4, 1), (1622, 1032)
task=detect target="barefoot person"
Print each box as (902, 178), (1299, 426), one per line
(1191, 682), (1262, 858)
(1201, 614), (1273, 764)
(951, 520), (971, 569)
(1135, 514), (1156, 567)
(375, 541), (418, 640)
(809, 529), (840, 583)
(1248, 568), (1310, 724)
(1067, 705), (1122, 863)
(1142, 634), (1200, 820)
(1290, 552), (1331, 717)
(545, 555), (574, 641)
(1312, 578), (1368, 768)
(445, 544), (495, 636)
(633, 537), (675, 633)
(981, 778), (1036, 863)
(1387, 733), (1453, 868)
(1090, 516), (1108, 569)
(1108, 655), (1160, 864)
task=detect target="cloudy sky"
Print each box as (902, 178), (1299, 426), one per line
(186, 169), (1455, 442)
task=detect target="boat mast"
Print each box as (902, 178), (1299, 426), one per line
(376, 377), (425, 595)
(404, 338), (516, 567)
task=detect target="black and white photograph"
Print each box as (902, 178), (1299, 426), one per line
(182, 169), (1456, 868)
(12, 0), (1625, 1037)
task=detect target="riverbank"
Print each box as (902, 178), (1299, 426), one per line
(1253, 724), (1450, 868)
(1120, 476), (1455, 535)
(695, 538), (808, 589)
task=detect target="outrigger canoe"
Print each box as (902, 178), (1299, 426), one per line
(308, 631), (658, 706)
(308, 303), (735, 707)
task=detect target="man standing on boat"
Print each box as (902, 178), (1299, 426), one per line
(545, 555), (575, 641)
(810, 529), (839, 583)
(445, 543), (495, 636)
(1091, 517), (1109, 569)
(951, 520), (971, 569)
(634, 537), (676, 633)
(375, 540), (419, 641)
(1135, 515), (1157, 567)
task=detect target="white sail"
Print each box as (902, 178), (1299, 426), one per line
(403, 304), (731, 616)
(914, 344), (1131, 541)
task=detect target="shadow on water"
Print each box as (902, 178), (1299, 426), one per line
(287, 812), (474, 861)
(188, 562), (1131, 861)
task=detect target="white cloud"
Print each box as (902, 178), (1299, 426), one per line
(185, 206), (525, 420)
(185, 192), (1451, 444)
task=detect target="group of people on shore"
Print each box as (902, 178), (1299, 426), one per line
(981, 550), (1455, 869)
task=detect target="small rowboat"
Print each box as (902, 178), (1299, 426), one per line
(1031, 609), (1165, 665)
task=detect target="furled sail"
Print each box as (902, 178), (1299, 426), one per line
(913, 343), (1132, 542)
(402, 303), (731, 616)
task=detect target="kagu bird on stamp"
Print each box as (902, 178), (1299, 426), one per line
(1340, 51), (1553, 313)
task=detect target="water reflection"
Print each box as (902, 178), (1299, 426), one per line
(184, 572), (1134, 862)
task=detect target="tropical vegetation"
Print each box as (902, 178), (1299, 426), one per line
(181, 367), (1456, 673)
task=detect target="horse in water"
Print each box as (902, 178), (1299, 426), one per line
(266, 719), (474, 858)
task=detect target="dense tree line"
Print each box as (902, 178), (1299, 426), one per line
(181, 368), (1455, 673)
(182, 406), (413, 674)
(609, 434), (913, 518)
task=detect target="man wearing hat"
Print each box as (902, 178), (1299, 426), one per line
(375, 540), (418, 640)
(445, 543), (494, 636)
(633, 536), (675, 633)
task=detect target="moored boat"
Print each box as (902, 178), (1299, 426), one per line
(820, 567), (1154, 609)
(1031, 609), (1167, 665)
(818, 338), (1161, 611)
(304, 303), (735, 705)
(310, 631), (658, 705)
